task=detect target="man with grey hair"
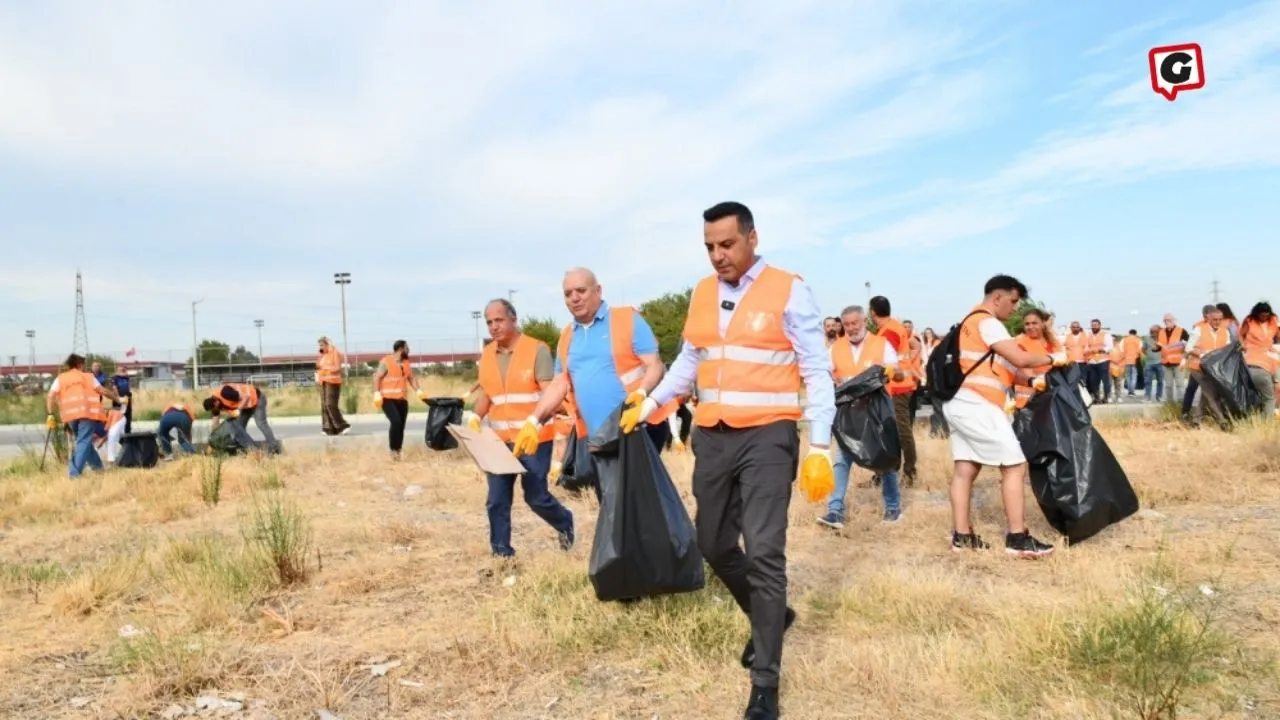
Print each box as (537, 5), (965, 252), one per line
(1154, 313), (1190, 403)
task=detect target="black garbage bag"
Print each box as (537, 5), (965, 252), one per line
(1012, 364), (1139, 545)
(207, 421), (248, 456)
(1199, 343), (1264, 420)
(833, 366), (901, 472)
(425, 397), (464, 450)
(927, 387), (950, 438)
(556, 425), (598, 494)
(586, 403), (704, 602)
(117, 432), (159, 468)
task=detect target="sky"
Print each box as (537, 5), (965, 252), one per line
(2, 0), (1278, 364)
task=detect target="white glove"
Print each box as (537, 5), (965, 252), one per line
(805, 445), (830, 458)
(373, 391), (382, 402)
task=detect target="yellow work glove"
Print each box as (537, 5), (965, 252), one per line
(798, 447), (835, 503)
(549, 460), (562, 483)
(624, 389), (647, 407)
(1004, 395), (1017, 416)
(372, 391), (383, 410)
(1032, 377), (1047, 392)
(462, 411), (482, 432)
(417, 389), (429, 402)
(620, 396), (658, 434)
(46, 415), (57, 430)
(511, 416), (542, 457)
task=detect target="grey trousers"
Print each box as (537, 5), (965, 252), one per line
(233, 393), (279, 449)
(690, 420), (799, 688)
(1163, 365), (1184, 403)
(1247, 366), (1277, 417)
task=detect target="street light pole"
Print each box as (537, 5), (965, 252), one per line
(471, 310), (482, 353)
(25, 330), (35, 376)
(333, 273), (352, 378)
(508, 288), (517, 303)
(865, 281), (871, 301)
(254, 319), (265, 373)
(191, 299), (204, 388)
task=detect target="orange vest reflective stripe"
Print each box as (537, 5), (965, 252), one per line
(829, 334), (888, 384)
(958, 309), (1015, 408)
(163, 403), (195, 422)
(1084, 331), (1109, 362)
(876, 317), (916, 396)
(317, 348), (343, 384)
(213, 383), (258, 411)
(1241, 318), (1279, 374)
(378, 354), (413, 399)
(1013, 334), (1052, 408)
(480, 334), (555, 444)
(1188, 324), (1230, 371)
(555, 306), (678, 436)
(1158, 326), (1186, 365)
(1121, 335), (1142, 364)
(1064, 332), (1087, 363)
(684, 265), (803, 428)
(55, 369), (102, 423)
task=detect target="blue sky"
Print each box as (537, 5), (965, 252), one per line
(2, 0), (1278, 363)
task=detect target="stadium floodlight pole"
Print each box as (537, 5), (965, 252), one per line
(471, 310), (482, 353)
(334, 273), (352, 378)
(508, 288), (517, 303)
(25, 330), (35, 376)
(191, 299), (204, 388)
(254, 319), (265, 373)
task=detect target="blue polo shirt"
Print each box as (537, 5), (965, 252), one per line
(554, 301), (659, 437)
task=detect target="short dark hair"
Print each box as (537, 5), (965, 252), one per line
(868, 295), (891, 317)
(202, 397), (217, 413)
(486, 298), (518, 320)
(1128, 329), (1137, 335)
(1248, 301), (1273, 321)
(982, 274), (1028, 298)
(64, 353), (85, 370)
(1091, 318), (1101, 324)
(703, 201), (755, 235)
(393, 340), (407, 352)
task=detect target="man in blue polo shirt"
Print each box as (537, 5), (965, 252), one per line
(515, 267), (669, 450)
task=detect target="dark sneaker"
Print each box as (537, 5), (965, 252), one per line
(558, 526), (575, 552)
(882, 509), (902, 523)
(951, 530), (990, 551)
(1005, 531), (1055, 559)
(816, 512), (844, 530)
(741, 607), (796, 668)
(743, 684), (779, 720)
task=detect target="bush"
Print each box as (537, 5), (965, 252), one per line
(242, 489), (313, 587)
(200, 456), (224, 506)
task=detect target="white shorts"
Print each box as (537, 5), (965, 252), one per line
(942, 392), (1026, 467)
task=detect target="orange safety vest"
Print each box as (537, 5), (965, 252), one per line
(555, 305), (677, 436)
(163, 403), (195, 422)
(1110, 346), (1126, 377)
(317, 347), (343, 385)
(479, 334), (555, 444)
(552, 414), (574, 439)
(1121, 335), (1142, 364)
(1188, 324), (1230, 372)
(1240, 318), (1280, 374)
(1158, 326), (1186, 365)
(957, 308), (1015, 408)
(829, 333), (889, 384)
(1013, 334), (1052, 409)
(875, 317), (916, 396)
(683, 265), (803, 428)
(1084, 331), (1109, 362)
(377, 354), (413, 399)
(212, 383), (259, 411)
(54, 369), (104, 423)
(1064, 332), (1087, 363)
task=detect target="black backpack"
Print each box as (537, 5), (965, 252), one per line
(926, 309), (996, 402)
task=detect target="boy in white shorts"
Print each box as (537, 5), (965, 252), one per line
(942, 275), (1067, 558)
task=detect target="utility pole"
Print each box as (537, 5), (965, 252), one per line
(1211, 279), (1221, 304)
(25, 330), (35, 376)
(191, 299), (204, 388)
(254, 319), (265, 373)
(333, 273), (352, 378)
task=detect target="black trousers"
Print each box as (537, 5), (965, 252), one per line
(382, 398), (409, 452)
(690, 420), (799, 688)
(675, 403), (693, 445)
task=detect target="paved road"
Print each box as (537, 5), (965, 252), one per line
(0, 401), (1163, 461)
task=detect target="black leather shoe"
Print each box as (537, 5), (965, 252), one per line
(740, 607), (796, 668)
(743, 684), (779, 719)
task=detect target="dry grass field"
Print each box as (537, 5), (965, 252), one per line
(1, 418), (1277, 719)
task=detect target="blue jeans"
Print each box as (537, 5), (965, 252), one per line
(67, 419), (104, 478)
(1124, 364), (1139, 394)
(1143, 363), (1164, 401)
(826, 443), (900, 519)
(486, 440), (574, 556)
(157, 409), (195, 455)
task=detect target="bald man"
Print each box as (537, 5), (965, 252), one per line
(516, 268), (677, 495)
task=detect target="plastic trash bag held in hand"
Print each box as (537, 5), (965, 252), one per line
(1199, 343), (1264, 420)
(832, 365), (903, 473)
(556, 425), (599, 494)
(424, 397), (464, 451)
(586, 402), (704, 602)
(1011, 364), (1139, 545)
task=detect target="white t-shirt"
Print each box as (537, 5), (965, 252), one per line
(48, 374), (102, 393)
(953, 317), (1017, 406)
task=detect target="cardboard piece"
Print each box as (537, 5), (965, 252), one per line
(445, 424), (529, 475)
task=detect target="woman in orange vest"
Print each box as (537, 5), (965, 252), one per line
(1239, 302), (1279, 418)
(472, 299), (575, 558)
(372, 340), (428, 459)
(45, 353), (119, 478)
(1012, 308), (1059, 409)
(316, 336), (349, 436)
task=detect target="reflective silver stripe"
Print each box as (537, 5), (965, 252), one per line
(963, 376), (1008, 392)
(618, 366), (645, 385)
(489, 392), (542, 406)
(959, 350), (990, 361)
(487, 419), (525, 430)
(697, 389), (801, 407)
(697, 345), (797, 365)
